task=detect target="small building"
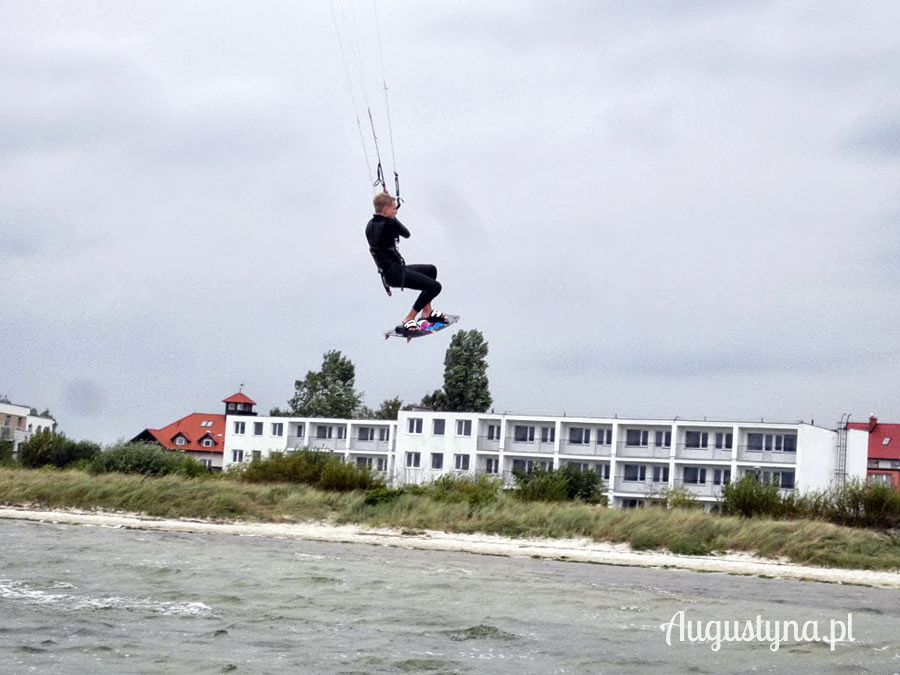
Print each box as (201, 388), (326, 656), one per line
(1, 400), (57, 457)
(131, 392), (258, 470)
(847, 415), (900, 490)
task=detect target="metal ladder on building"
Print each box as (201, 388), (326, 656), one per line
(835, 413), (850, 486)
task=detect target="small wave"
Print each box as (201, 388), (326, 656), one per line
(0, 579), (213, 617)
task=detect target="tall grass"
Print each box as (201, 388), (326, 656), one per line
(2, 468), (899, 571)
(233, 449), (383, 491)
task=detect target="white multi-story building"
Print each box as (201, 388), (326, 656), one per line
(0, 400), (57, 457)
(222, 407), (868, 508)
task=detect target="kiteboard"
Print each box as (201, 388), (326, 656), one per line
(384, 314), (460, 342)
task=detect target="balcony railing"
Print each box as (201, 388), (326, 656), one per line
(348, 438), (392, 452)
(504, 439), (556, 454)
(307, 437), (345, 452)
(672, 479), (726, 499)
(612, 477), (668, 494)
(559, 442), (612, 457)
(286, 435), (306, 449)
(476, 435), (501, 452)
(674, 445), (733, 461)
(616, 443), (671, 459)
(736, 446), (798, 464)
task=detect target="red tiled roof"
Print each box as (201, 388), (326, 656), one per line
(223, 392), (256, 405)
(137, 412), (226, 454)
(847, 421), (900, 460)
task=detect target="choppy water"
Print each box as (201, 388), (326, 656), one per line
(1, 518), (899, 674)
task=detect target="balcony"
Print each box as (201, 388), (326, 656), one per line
(559, 442), (612, 457)
(348, 438), (392, 452)
(736, 446), (797, 464)
(476, 435), (501, 452)
(674, 444), (733, 461)
(672, 479), (726, 499)
(286, 435), (307, 449)
(616, 443), (671, 459)
(612, 477), (668, 495)
(505, 439), (556, 455)
(307, 437), (344, 452)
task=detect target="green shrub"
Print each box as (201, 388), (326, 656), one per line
(822, 480), (900, 529)
(513, 465), (604, 503)
(0, 440), (15, 466)
(364, 486), (406, 505)
(18, 430), (100, 469)
(428, 474), (502, 507)
(720, 474), (786, 518)
(235, 449), (383, 491)
(89, 442), (206, 478)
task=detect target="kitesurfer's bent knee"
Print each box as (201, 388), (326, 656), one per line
(383, 263), (442, 312)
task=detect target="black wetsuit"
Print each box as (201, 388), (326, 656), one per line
(365, 214), (441, 312)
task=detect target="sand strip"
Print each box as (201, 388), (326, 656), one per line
(2, 507), (899, 589)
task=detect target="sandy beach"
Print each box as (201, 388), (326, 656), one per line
(3, 506), (899, 589)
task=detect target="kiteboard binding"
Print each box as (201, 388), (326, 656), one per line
(384, 314), (459, 342)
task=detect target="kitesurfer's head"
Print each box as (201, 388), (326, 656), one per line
(373, 191), (398, 217)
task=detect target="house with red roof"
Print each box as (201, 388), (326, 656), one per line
(846, 415), (900, 489)
(132, 392), (258, 470)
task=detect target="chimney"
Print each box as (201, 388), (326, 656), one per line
(869, 414), (878, 432)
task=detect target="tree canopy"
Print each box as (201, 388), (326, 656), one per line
(420, 329), (492, 412)
(285, 350), (364, 418)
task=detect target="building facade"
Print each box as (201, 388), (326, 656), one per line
(0, 400), (57, 457)
(847, 415), (900, 490)
(222, 407), (868, 508)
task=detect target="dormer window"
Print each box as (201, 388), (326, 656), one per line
(201, 438), (214, 447)
(175, 436), (187, 446)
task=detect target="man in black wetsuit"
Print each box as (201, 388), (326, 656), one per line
(366, 192), (445, 333)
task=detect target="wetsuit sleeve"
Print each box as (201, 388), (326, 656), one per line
(393, 219), (411, 239)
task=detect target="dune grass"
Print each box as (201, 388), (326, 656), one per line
(1, 468), (899, 572)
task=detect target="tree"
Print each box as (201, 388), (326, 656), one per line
(18, 429), (100, 468)
(440, 329), (492, 412)
(374, 396), (403, 420)
(286, 350), (364, 418)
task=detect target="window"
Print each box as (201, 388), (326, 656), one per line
(433, 419), (446, 436)
(597, 429), (612, 446)
(201, 420), (214, 427)
(293, 423), (305, 437)
(271, 423), (284, 437)
(569, 427), (590, 444)
(514, 425), (535, 442)
(358, 427), (373, 441)
(714, 433), (733, 450)
(175, 436), (187, 446)
(454, 454), (470, 470)
(748, 432), (796, 452)
(774, 471), (795, 489)
(485, 457), (499, 474)
(655, 430), (672, 448)
(651, 466), (669, 483)
(683, 467), (707, 484)
(869, 473), (892, 487)
(356, 457), (373, 469)
(456, 419), (472, 436)
(253, 422), (264, 436)
(569, 462), (590, 472)
(316, 425), (332, 439)
(406, 452), (421, 468)
(713, 469), (731, 485)
(408, 418), (423, 434)
(376, 457), (387, 471)
(512, 459), (535, 473)
(541, 426), (555, 443)
(251, 450), (261, 461)
(487, 424), (500, 441)
(234, 421), (246, 435)
(199, 459), (212, 468)
(782, 435), (797, 453)
(684, 431), (708, 449)
(337, 426), (346, 440)
(431, 453), (444, 469)
(623, 464), (646, 481)
(232, 449), (244, 463)
(599, 463), (610, 480)
(626, 429), (649, 447)
(201, 438), (214, 448)
(883, 437), (892, 446)
(379, 427), (390, 442)
(237, 403), (247, 411)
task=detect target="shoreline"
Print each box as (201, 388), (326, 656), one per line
(3, 506), (900, 589)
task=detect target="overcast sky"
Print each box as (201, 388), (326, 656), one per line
(3, 1), (899, 444)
